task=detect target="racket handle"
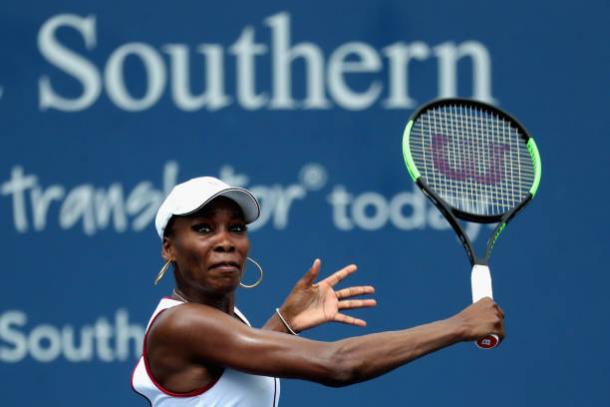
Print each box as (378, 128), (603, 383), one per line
(470, 264), (499, 349)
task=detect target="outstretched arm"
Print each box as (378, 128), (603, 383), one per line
(152, 297), (504, 387)
(262, 259), (376, 334)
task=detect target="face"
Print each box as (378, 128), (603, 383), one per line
(163, 197), (250, 296)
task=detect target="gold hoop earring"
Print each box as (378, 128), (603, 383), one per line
(154, 260), (172, 285)
(240, 257), (263, 289)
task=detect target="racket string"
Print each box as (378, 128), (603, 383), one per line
(409, 104), (535, 217)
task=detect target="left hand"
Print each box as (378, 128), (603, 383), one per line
(278, 259), (376, 332)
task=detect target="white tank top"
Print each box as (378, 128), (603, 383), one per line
(131, 298), (280, 406)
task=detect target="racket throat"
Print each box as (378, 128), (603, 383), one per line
(471, 264), (494, 302)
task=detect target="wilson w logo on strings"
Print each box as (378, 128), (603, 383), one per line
(431, 134), (510, 185)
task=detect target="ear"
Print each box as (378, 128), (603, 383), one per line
(162, 236), (174, 261)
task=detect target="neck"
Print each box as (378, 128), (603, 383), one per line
(172, 287), (236, 315)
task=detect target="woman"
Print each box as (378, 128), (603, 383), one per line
(132, 176), (504, 406)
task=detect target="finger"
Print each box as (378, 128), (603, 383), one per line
(493, 310), (505, 341)
(496, 305), (505, 319)
(335, 286), (375, 299)
(338, 299), (377, 310)
(320, 264), (357, 287)
(334, 313), (367, 327)
(497, 310), (506, 338)
(299, 258), (321, 287)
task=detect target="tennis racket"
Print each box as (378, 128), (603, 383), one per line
(401, 98), (541, 349)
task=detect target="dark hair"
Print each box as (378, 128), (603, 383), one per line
(163, 216), (176, 239)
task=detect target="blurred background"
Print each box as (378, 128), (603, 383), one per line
(1, 1), (609, 405)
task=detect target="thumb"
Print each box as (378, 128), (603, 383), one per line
(299, 258), (321, 287)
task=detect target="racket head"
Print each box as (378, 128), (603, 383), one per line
(402, 98), (541, 223)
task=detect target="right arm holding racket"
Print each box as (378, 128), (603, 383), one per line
(154, 275), (503, 387)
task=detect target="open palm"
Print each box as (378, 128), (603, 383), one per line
(279, 259), (376, 332)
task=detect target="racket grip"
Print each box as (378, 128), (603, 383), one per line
(470, 264), (499, 349)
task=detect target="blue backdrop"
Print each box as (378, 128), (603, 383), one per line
(1, 1), (609, 406)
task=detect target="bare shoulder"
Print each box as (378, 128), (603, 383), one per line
(156, 303), (232, 329)
(146, 302), (333, 380)
(148, 304), (248, 352)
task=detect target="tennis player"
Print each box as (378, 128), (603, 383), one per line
(131, 176), (504, 406)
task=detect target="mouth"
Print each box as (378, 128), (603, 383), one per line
(209, 261), (241, 272)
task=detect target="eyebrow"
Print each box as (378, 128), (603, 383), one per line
(191, 208), (245, 221)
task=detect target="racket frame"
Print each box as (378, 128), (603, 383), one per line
(403, 98), (541, 265)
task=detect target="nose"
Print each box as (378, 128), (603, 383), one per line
(213, 228), (235, 253)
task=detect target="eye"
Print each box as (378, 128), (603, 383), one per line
(231, 223), (248, 233)
(192, 223), (212, 234)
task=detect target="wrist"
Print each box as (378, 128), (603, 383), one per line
(442, 316), (469, 343)
(275, 307), (299, 335)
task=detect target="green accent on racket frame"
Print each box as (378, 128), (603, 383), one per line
(527, 138), (542, 196)
(489, 222), (506, 253)
(402, 120), (420, 181)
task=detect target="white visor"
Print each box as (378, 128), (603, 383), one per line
(154, 176), (260, 239)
